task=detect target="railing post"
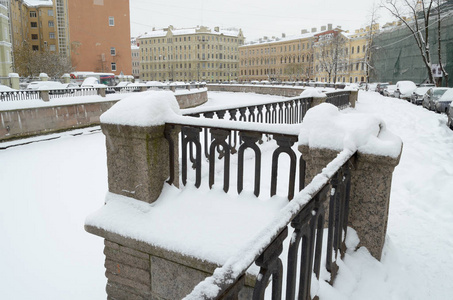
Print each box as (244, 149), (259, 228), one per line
(349, 90), (358, 108)
(348, 151), (401, 260)
(9, 73), (19, 90)
(298, 144), (402, 261)
(62, 73), (71, 84)
(101, 122), (173, 204)
(39, 72), (49, 81)
(97, 87), (106, 97)
(40, 90), (50, 102)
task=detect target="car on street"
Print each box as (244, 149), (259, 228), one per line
(375, 83), (389, 94)
(383, 84), (397, 97)
(434, 88), (453, 114)
(423, 87), (449, 110)
(411, 87), (431, 105)
(394, 81), (417, 100)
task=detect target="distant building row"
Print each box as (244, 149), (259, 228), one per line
(132, 24), (377, 83)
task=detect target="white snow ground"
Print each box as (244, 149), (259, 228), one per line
(0, 91), (452, 299)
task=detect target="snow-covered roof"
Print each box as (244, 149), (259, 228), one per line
(23, 0), (53, 7)
(140, 26), (242, 39)
(242, 32), (314, 47)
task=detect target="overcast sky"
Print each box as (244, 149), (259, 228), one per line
(129, 0), (393, 41)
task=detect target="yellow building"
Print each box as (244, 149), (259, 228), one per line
(138, 25), (244, 82)
(239, 32), (314, 82)
(9, 0), (69, 56)
(312, 24), (379, 83)
(0, 3), (12, 77)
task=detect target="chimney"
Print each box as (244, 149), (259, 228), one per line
(311, 27), (317, 33)
(328, 24), (333, 30)
(301, 29), (308, 34)
(321, 25), (326, 31)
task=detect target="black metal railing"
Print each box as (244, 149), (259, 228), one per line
(166, 120), (302, 200)
(184, 149), (355, 300)
(183, 96), (313, 125)
(326, 91), (351, 109)
(171, 92), (354, 299)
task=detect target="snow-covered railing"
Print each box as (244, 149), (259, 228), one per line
(92, 91), (401, 299)
(184, 149), (355, 300)
(325, 90), (351, 109)
(0, 90), (41, 101)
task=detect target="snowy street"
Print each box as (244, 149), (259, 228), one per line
(0, 91), (452, 299)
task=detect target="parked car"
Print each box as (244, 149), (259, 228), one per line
(383, 84), (397, 97)
(447, 101), (453, 130)
(411, 87), (431, 105)
(423, 87), (449, 110)
(434, 88), (453, 113)
(26, 81), (67, 91)
(26, 81), (72, 95)
(375, 83), (389, 94)
(394, 81), (417, 100)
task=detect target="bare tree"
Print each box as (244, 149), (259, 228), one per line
(314, 31), (347, 83)
(365, 3), (380, 83)
(13, 43), (73, 77)
(380, 0), (435, 83)
(284, 63), (303, 81)
(436, 0), (449, 86)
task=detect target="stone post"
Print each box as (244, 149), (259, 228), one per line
(40, 90), (50, 102)
(349, 89), (358, 108)
(39, 73), (49, 81)
(62, 73), (70, 84)
(97, 87), (106, 97)
(298, 145), (401, 260)
(140, 86), (148, 92)
(311, 95), (327, 108)
(101, 123), (178, 204)
(9, 73), (19, 90)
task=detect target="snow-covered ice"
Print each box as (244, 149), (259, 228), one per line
(0, 91), (452, 299)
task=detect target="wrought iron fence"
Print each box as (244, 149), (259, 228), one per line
(173, 92), (353, 299)
(326, 91), (351, 109)
(184, 149), (355, 300)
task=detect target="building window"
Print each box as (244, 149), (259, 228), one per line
(49, 32), (55, 39)
(111, 62), (117, 71)
(48, 9), (54, 16)
(48, 21), (54, 27)
(109, 17), (115, 26)
(32, 45), (39, 51)
(30, 11), (37, 18)
(110, 47), (116, 56)
(31, 22), (38, 28)
(31, 34), (38, 40)
(49, 45), (56, 51)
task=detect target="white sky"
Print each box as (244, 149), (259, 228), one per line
(129, 0), (394, 41)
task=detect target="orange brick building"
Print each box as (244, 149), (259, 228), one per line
(68, 0), (132, 75)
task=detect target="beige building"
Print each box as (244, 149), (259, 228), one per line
(313, 25), (378, 83)
(138, 25), (244, 82)
(240, 24), (378, 83)
(239, 32), (315, 82)
(0, 2), (12, 77)
(131, 43), (140, 79)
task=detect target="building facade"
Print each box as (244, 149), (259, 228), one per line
(0, 3), (12, 77)
(131, 43), (139, 79)
(239, 24), (376, 83)
(239, 32), (314, 82)
(68, 0), (132, 75)
(138, 25), (244, 82)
